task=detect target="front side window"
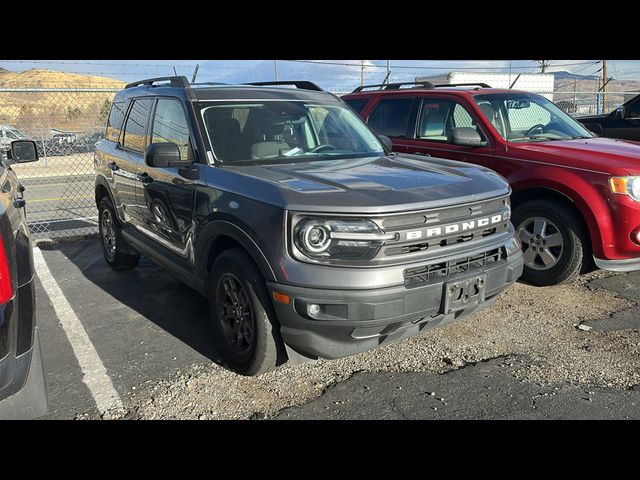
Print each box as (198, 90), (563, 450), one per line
(415, 98), (484, 142)
(473, 93), (593, 142)
(151, 98), (191, 160)
(122, 98), (153, 152)
(367, 97), (415, 138)
(200, 101), (384, 164)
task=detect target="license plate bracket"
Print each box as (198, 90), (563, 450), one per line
(442, 274), (487, 314)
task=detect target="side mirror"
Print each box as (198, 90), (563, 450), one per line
(450, 127), (485, 147)
(144, 142), (189, 168)
(378, 134), (393, 152)
(7, 140), (39, 163)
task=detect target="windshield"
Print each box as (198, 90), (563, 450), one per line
(6, 129), (26, 140)
(472, 93), (594, 142)
(200, 101), (384, 164)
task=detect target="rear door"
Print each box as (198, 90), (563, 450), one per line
(365, 95), (419, 154)
(134, 97), (197, 263)
(399, 96), (496, 168)
(115, 97), (154, 226)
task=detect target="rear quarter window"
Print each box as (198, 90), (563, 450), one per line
(106, 100), (126, 142)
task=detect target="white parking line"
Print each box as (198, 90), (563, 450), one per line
(33, 247), (123, 414)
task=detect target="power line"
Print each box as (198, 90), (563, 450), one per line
(283, 59), (599, 71)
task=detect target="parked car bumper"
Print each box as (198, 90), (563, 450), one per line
(0, 279), (48, 419)
(594, 256), (640, 272)
(268, 247), (523, 360)
(600, 195), (640, 265)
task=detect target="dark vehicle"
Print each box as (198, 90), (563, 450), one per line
(94, 77), (523, 375)
(344, 82), (640, 286)
(35, 132), (78, 157)
(577, 93), (640, 141)
(0, 140), (47, 419)
(74, 132), (104, 153)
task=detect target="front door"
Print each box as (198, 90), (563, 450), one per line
(605, 100), (640, 141)
(398, 96), (496, 168)
(135, 97), (197, 262)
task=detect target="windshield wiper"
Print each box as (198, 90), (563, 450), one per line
(572, 135), (592, 140)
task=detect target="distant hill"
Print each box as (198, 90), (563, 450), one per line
(552, 70), (599, 81)
(0, 68), (125, 89)
(553, 70), (640, 93)
(0, 69), (125, 135)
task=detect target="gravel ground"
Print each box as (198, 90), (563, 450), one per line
(115, 270), (640, 420)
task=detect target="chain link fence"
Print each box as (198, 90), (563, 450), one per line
(542, 90), (640, 117)
(0, 88), (120, 239)
(1, 85), (638, 240)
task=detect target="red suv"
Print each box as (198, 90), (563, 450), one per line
(343, 82), (640, 286)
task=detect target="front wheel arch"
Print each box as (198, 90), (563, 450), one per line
(511, 187), (593, 264)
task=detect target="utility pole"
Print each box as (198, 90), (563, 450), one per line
(191, 64), (200, 83)
(537, 60), (550, 74)
(386, 60), (390, 84)
(360, 60), (365, 87)
(274, 60), (279, 81)
(602, 60), (607, 112)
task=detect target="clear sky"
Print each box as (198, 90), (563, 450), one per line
(1, 60), (639, 92)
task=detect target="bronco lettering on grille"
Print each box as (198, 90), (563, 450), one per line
(402, 213), (508, 241)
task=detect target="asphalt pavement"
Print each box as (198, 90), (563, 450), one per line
(32, 237), (640, 420)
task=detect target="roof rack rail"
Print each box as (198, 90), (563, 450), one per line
(190, 82), (228, 86)
(125, 76), (190, 89)
(351, 81), (435, 93)
(244, 81), (324, 91)
(435, 82), (492, 89)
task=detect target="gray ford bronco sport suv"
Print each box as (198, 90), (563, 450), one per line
(94, 77), (523, 375)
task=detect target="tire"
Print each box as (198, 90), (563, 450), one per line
(512, 199), (589, 286)
(98, 196), (140, 270)
(208, 248), (285, 376)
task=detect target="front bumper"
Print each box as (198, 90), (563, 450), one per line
(269, 249), (523, 360)
(594, 255), (640, 272)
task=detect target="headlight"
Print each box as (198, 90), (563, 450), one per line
(293, 217), (396, 261)
(610, 176), (640, 201)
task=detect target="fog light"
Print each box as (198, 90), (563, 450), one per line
(308, 304), (321, 317)
(632, 228), (640, 245)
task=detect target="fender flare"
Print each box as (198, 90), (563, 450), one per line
(510, 172), (610, 258)
(195, 219), (277, 284)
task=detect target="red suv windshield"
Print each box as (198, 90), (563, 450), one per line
(472, 92), (593, 142)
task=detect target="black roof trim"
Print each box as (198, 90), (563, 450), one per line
(125, 76), (190, 89)
(244, 81), (324, 92)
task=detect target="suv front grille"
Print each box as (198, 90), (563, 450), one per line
(374, 196), (511, 263)
(403, 248), (504, 288)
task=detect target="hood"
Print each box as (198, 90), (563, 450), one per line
(512, 137), (640, 174)
(221, 154), (510, 214)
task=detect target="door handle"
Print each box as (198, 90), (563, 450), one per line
(412, 152), (431, 156)
(109, 162), (119, 171)
(136, 172), (153, 184)
(14, 198), (26, 209)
